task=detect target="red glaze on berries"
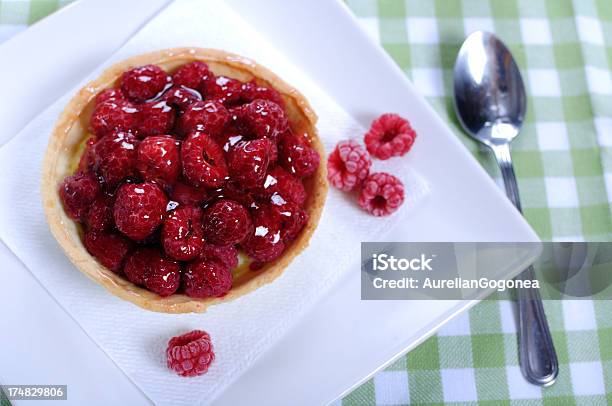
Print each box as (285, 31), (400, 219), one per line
(90, 99), (140, 137)
(199, 243), (239, 270)
(84, 194), (114, 231)
(121, 64), (171, 102)
(255, 166), (306, 206)
(170, 182), (208, 206)
(364, 113), (416, 160)
(59, 172), (100, 220)
(327, 140), (371, 191)
(241, 204), (285, 262)
(172, 61), (211, 89)
(226, 138), (272, 188)
(202, 199), (252, 245)
(177, 100), (229, 137)
(278, 132), (320, 178)
(137, 100), (175, 136)
(235, 99), (288, 140)
(200, 75), (243, 106)
(83, 230), (132, 272)
(162, 85), (202, 113)
(95, 88), (125, 105)
(92, 131), (139, 189)
(240, 80), (284, 106)
(136, 135), (181, 185)
(358, 172), (405, 216)
(162, 205), (205, 261)
(113, 182), (168, 240)
(124, 247), (180, 296)
(181, 131), (228, 187)
(183, 259), (233, 298)
(166, 330), (215, 377)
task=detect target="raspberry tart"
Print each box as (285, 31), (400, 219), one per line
(42, 48), (327, 313)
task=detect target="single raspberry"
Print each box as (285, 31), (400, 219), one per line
(137, 100), (176, 137)
(327, 140), (371, 191)
(170, 182), (208, 206)
(84, 194), (114, 231)
(202, 199), (252, 245)
(241, 205), (285, 262)
(278, 131), (320, 178)
(123, 247), (154, 286)
(121, 64), (171, 102)
(234, 99), (288, 140)
(123, 248), (181, 296)
(83, 229), (132, 272)
(255, 166), (306, 206)
(162, 205), (205, 261)
(181, 131), (228, 187)
(95, 88), (125, 105)
(240, 80), (284, 106)
(226, 138), (272, 188)
(136, 135), (181, 185)
(358, 172), (405, 216)
(183, 259), (232, 298)
(77, 137), (96, 172)
(59, 172), (100, 221)
(113, 182), (168, 240)
(200, 75), (243, 106)
(364, 113), (416, 160)
(172, 61), (211, 89)
(167, 330), (215, 377)
(90, 99), (140, 137)
(162, 85), (202, 113)
(177, 100), (229, 137)
(199, 243), (238, 270)
(92, 131), (139, 189)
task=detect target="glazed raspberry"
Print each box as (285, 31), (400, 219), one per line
(172, 61), (211, 89)
(183, 259), (232, 298)
(240, 80), (283, 106)
(326, 140), (371, 191)
(123, 247), (153, 286)
(166, 330), (215, 377)
(364, 113), (416, 160)
(162, 205), (205, 261)
(59, 172), (100, 220)
(121, 64), (171, 102)
(95, 88), (125, 105)
(171, 182), (208, 206)
(199, 243), (238, 270)
(162, 85), (202, 113)
(113, 182), (168, 240)
(255, 166), (306, 206)
(177, 100), (230, 137)
(92, 131), (139, 189)
(267, 201), (308, 241)
(84, 194), (114, 231)
(241, 205), (285, 262)
(200, 75), (243, 106)
(226, 138), (272, 188)
(234, 99), (288, 140)
(137, 101), (175, 136)
(136, 136), (181, 185)
(181, 131), (228, 188)
(83, 230), (132, 272)
(123, 248), (181, 296)
(207, 182), (256, 208)
(77, 137), (96, 172)
(278, 132), (320, 178)
(202, 199), (252, 245)
(358, 172), (405, 217)
(90, 99), (139, 137)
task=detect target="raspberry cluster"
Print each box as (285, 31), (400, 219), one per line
(59, 61), (320, 298)
(327, 113), (415, 216)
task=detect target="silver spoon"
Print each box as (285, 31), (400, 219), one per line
(453, 31), (558, 386)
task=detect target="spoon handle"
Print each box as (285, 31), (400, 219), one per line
(490, 142), (559, 387)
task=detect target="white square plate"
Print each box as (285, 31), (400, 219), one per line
(0, 1), (539, 405)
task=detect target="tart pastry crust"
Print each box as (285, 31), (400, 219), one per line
(42, 48), (327, 313)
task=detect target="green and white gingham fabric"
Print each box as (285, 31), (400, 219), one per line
(1, 0), (611, 405)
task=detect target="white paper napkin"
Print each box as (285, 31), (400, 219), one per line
(0, 1), (428, 404)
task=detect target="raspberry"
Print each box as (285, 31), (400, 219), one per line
(162, 205), (205, 261)
(170, 182), (208, 206)
(84, 194), (114, 231)
(234, 99), (288, 140)
(207, 182), (256, 208)
(241, 205), (285, 262)
(123, 247), (153, 286)
(177, 100), (230, 137)
(364, 113), (416, 160)
(121, 64), (171, 102)
(123, 248), (181, 296)
(199, 243), (238, 270)
(240, 80), (284, 106)
(77, 137), (96, 172)
(326, 140), (371, 191)
(59, 172), (100, 220)
(181, 131), (228, 188)
(166, 330), (215, 377)
(136, 136), (181, 185)
(226, 138), (272, 188)
(272, 201), (308, 241)
(92, 131), (139, 189)
(358, 172), (405, 216)
(278, 132), (320, 178)
(95, 88), (125, 105)
(113, 182), (168, 240)
(83, 229), (132, 272)
(137, 100), (175, 136)
(200, 75), (243, 106)
(162, 85), (202, 113)
(172, 61), (211, 90)
(255, 166), (306, 206)
(90, 99), (140, 137)
(183, 259), (232, 298)
(202, 199), (252, 245)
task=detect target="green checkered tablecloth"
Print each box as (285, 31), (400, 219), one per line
(1, 0), (611, 405)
